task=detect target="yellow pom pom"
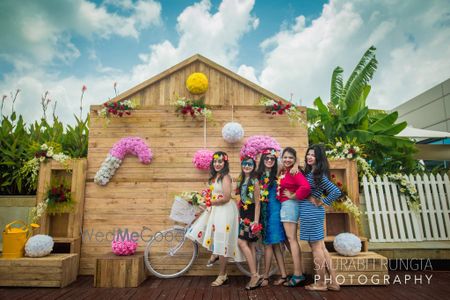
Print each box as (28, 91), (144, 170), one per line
(186, 72), (209, 95)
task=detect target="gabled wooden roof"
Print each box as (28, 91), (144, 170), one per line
(109, 54), (288, 104)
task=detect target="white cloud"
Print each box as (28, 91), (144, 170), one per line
(255, 0), (450, 109)
(0, 0), (162, 68)
(131, 0), (259, 83)
(237, 65), (259, 84)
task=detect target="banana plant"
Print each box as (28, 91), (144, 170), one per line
(307, 46), (418, 174)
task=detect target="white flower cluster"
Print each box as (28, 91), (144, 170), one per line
(29, 199), (48, 224)
(387, 173), (420, 211)
(94, 154), (123, 186)
(332, 195), (362, 225)
(327, 142), (361, 160)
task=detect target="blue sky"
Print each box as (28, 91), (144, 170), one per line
(1, 0), (449, 124)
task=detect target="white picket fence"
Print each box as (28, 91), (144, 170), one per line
(362, 174), (450, 242)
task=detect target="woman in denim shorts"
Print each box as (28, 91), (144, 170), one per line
(276, 147), (311, 287)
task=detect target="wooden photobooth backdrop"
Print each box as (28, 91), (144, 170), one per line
(81, 55), (358, 275)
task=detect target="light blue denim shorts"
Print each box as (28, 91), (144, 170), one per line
(280, 199), (300, 223)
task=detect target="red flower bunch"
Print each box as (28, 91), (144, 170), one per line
(201, 187), (213, 207)
(264, 100), (292, 115)
(243, 218), (251, 226)
(250, 222), (263, 235)
(47, 183), (71, 204)
(102, 101), (132, 117)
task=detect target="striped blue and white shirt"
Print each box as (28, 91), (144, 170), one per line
(305, 172), (342, 205)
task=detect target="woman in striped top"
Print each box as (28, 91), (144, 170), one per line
(301, 144), (342, 292)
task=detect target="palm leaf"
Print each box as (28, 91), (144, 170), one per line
(330, 66), (343, 106)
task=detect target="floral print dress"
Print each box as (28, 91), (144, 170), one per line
(186, 180), (244, 262)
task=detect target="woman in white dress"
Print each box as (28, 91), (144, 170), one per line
(186, 151), (244, 286)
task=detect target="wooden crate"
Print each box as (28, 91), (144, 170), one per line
(36, 158), (87, 239)
(94, 252), (146, 288)
(327, 159), (360, 236)
(0, 253), (78, 287)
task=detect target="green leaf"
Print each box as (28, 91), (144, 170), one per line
(369, 111), (399, 133)
(330, 66), (343, 106)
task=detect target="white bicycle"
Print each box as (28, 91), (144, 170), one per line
(144, 197), (281, 278)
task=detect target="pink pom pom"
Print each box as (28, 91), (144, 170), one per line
(193, 149), (214, 170)
(112, 234), (138, 256)
(240, 135), (281, 159)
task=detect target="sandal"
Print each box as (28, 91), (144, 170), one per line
(245, 274), (263, 290)
(206, 255), (219, 267)
(211, 274), (228, 287)
(283, 274), (306, 287)
(327, 284), (341, 291)
(305, 283), (328, 291)
(273, 276), (288, 286)
(260, 277), (269, 287)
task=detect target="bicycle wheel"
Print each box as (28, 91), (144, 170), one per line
(236, 240), (285, 277)
(144, 227), (198, 279)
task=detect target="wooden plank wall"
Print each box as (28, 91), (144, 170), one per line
(129, 61), (271, 106)
(81, 105), (308, 275)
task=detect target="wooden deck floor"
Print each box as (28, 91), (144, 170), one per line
(1, 271), (449, 300)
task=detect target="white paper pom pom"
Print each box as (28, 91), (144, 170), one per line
(25, 235), (54, 257)
(333, 232), (361, 256)
(222, 122), (244, 143)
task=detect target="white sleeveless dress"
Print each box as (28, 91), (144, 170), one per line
(186, 179), (244, 262)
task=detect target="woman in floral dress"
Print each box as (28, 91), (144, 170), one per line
(186, 151), (244, 286)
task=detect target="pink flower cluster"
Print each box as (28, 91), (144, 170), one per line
(193, 149), (214, 170)
(112, 235), (138, 256)
(240, 135), (281, 159)
(110, 137), (153, 164)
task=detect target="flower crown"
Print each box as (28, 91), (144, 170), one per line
(213, 153), (228, 161)
(261, 149), (279, 157)
(240, 155), (255, 162)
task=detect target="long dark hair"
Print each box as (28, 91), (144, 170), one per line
(209, 151), (230, 183)
(256, 148), (278, 187)
(304, 144), (330, 187)
(237, 157), (257, 195)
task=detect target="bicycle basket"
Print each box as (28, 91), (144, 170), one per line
(169, 196), (197, 224)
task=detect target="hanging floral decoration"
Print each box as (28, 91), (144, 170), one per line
(329, 174), (363, 227)
(259, 97), (306, 126)
(174, 96), (212, 120)
(96, 99), (137, 125)
(112, 234), (138, 256)
(20, 142), (71, 190)
(386, 173), (420, 211)
(193, 149), (214, 170)
(222, 122), (244, 143)
(186, 72), (209, 95)
(326, 138), (375, 178)
(240, 135), (281, 160)
(94, 137), (153, 186)
(44, 179), (75, 215)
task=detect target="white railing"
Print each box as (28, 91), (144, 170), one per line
(362, 174), (450, 242)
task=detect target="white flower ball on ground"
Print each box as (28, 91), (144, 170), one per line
(25, 235), (54, 257)
(333, 233), (361, 256)
(222, 122), (244, 143)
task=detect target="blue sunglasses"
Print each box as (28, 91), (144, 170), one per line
(241, 161), (255, 167)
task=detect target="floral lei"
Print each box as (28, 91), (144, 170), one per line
(236, 177), (255, 211)
(276, 172), (286, 199)
(259, 173), (270, 202)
